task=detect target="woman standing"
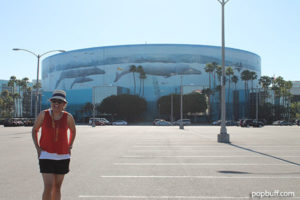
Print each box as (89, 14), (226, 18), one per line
(32, 90), (76, 200)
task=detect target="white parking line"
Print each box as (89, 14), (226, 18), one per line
(122, 155), (300, 158)
(114, 163), (292, 166)
(78, 195), (251, 199)
(129, 149), (300, 152)
(101, 175), (300, 179)
(134, 145), (300, 148)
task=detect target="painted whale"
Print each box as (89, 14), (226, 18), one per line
(55, 67), (105, 88)
(114, 63), (201, 82)
(70, 77), (93, 89)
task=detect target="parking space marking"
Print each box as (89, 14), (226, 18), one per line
(101, 175), (300, 179)
(134, 145), (300, 148)
(122, 155), (300, 158)
(128, 149), (300, 152)
(114, 163), (292, 166)
(78, 195), (251, 199)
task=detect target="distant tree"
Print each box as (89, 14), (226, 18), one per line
(136, 65), (145, 96)
(249, 71), (258, 92)
(259, 75), (272, 104)
(80, 102), (93, 118)
(226, 66), (234, 102)
(98, 94), (147, 122)
(231, 75), (238, 91)
(140, 71), (147, 96)
(157, 93), (207, 120)
(0, 90), (14, 117)
(129, 65), (137, 95)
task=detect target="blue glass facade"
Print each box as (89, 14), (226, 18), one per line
(42, 44), (261, 121)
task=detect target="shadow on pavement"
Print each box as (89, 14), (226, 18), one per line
(229, 143), (300, 167)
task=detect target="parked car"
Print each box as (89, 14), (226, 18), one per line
(251, 119), (264, 127)
(95, 121), (105, 126)
(226, 120), (238, 126)
(155, 120), (172, 126)
(241, 119), (253, 127)
(212, 120), (221, 126)
(153, 119), (166, 125)
(241, 119), (264, 127)
(89, 118), (111, 125)
(173, 119), (191, 125)
(3, 118), (24, 127)
(272, 120), (281, 125)
(239, 119), (245, 126)
(112, 120), (128, 125)
(272, 120), (292, 126)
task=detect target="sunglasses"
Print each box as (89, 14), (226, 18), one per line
(51, 99), (64, 104)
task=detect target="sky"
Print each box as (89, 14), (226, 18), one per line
(1, 0), (299, 82)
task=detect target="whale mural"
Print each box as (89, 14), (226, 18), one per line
(70, 77), (94, 89)
(114, 63), (201, 82)
(55, 67), (105, 88)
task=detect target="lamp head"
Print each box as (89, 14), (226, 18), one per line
(12, 48), (20, 51)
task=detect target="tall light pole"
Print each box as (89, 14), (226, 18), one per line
(256, 86), (259, 122)
(217, 0), (230, 143)
(170, 93), (174, 123)
(92, 86), (96, 127)
(179, 75), (184, 129)
(13, 48), (65, 119)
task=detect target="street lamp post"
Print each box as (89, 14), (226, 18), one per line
(256, 86), (259, 122)
(179, 75), (184, 130)
(13, 48), (65, 119)
(92, 86), (96, 127)
(217, 0), (230, 143)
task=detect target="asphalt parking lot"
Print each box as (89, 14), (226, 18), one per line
(0, 125), (300, 199)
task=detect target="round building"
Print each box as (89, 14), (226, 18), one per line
(41, 44), (261, 121)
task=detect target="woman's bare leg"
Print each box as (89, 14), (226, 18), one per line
(51, 174), (65, 200)
(42, 173), (54, 200)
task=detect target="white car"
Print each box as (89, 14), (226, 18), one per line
(155, 120), (172, 126)
(173, 119), (191, 125)
(112, 120), (128, 125)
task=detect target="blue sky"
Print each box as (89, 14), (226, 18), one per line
(1, 0), (299, 81)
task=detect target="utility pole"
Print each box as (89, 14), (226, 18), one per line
(171, 93), (174, 123)
(179, 75), (184, 129)
(217, 0), (230, 143)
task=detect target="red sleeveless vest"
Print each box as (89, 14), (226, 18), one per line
(40, 110), (70, 154)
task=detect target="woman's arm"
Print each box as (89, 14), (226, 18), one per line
(67, 113), (76, 151)
(32, 111), (45, 158)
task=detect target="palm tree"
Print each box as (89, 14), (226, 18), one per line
(21, 77), (30, 117)
(259, 76), (272, 104)
(231, 75), (239, 119)
(204, 63), (214, 92)
(249, 71), (258, 93)
(16, 79), (23, 117)
(211, 62), (218, 89)
(226, 66), (234, 104)
(231, 75), (238, 91)
(140, 71), (147, 96)
(8, 76), (17, 116)
(129, 65), (137, 95)
(0, 90), (14, 117)
(225, 66), (234, 119)
(241, 70), (252, 116)
(136, 65), (144, 96)
(205, 63), (216, 119)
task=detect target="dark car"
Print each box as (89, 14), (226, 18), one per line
(241, 119), (264, 127)
(251, 120), (264, 127)
(241, 119), (253, 127)
(226, 120), (238, 126)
